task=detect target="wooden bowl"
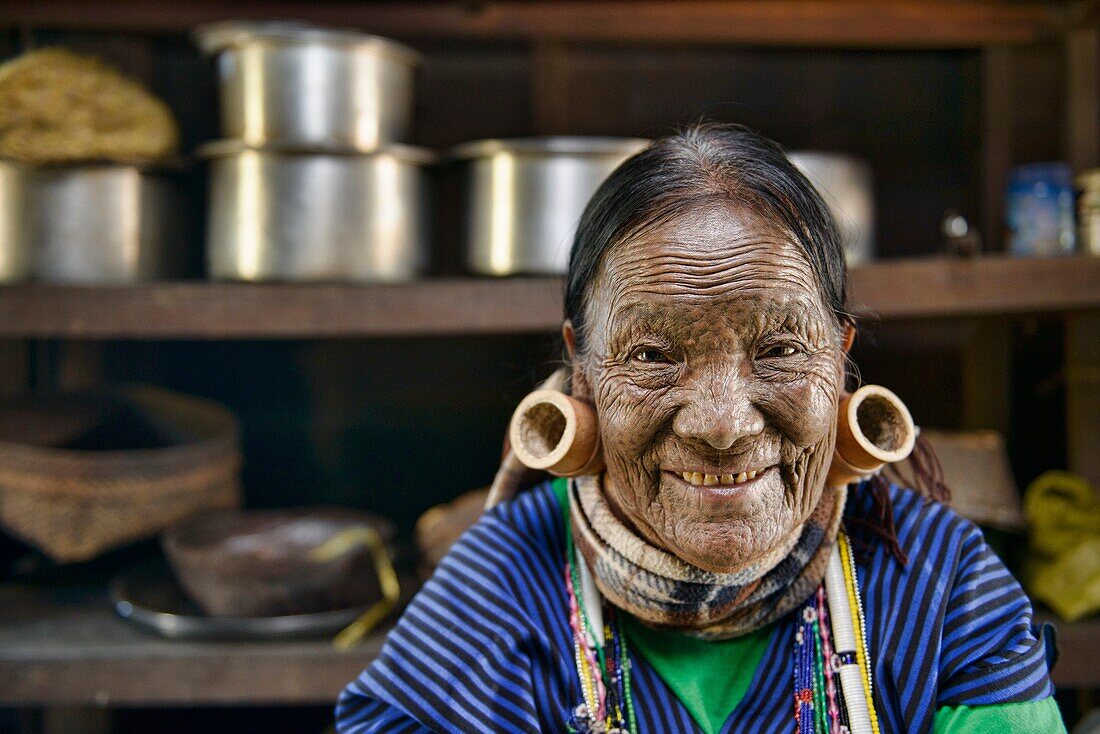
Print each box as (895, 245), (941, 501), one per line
(162, 508), (394, 618)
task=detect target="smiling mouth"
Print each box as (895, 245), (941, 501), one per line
(668, 466), (774, 488)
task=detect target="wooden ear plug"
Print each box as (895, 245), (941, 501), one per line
(508, 390), (604, 478)
(506, 383), (913, 486)
(827, 385), (916, 487)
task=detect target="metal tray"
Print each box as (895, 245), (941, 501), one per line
(110, 560), (370, 641)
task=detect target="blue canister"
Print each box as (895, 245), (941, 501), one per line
(1006, 163), (1076, 256)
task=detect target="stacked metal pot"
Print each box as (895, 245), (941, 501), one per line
(0, 48), (186, 284)
(195, 22), (432, 281)
(453, 137), (650, 275)
(448, 140), (876, 274)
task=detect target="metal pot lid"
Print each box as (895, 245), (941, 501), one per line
(789, 150), (871, 168)
(196, 139), (439, 166)
(0, 156), (187, 173)
(449, 136), (651, 161)
(193, 20), (422, 66)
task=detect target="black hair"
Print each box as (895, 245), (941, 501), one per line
(565, 122), (852, 354)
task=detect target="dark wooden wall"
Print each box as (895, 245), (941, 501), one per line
(0, 26), (1070, 537)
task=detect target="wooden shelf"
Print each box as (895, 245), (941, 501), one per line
(0, 0), (1061, 48)
(0, 256), (1098, 340)
(0, 586), (1095, 708)
(846, 255), (1100, 320)
(1037, 614), (1100, 690)
(0, 585), (382, 706)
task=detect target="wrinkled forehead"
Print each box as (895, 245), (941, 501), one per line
(589, 205), (832, 329)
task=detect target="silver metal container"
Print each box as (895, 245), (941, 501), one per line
(195, 21), (421, 151)
(789, 152), (876, 266)
(0, 161), (184, 283)
(1076, 168), (1100, 256)
(454, 137), (650, 276)
(0, 163), (31, 282)
(202, 141), (433, 282)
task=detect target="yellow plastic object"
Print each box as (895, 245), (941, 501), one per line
(311, 526), (401, 649)
(1022, 471), (1100, 621)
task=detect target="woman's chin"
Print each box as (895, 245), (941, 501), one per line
(663, 522), (779, 574)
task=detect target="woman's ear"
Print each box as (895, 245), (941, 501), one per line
(563, 320), (577, 359)
(562, 320), (593, 403)
(841, 323), (856, 354)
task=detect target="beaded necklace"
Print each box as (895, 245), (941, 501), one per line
(564, 526), (877, 733)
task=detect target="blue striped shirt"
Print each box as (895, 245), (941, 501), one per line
(337, 481), (1054, 733)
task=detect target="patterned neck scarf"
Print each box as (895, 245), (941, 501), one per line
(569, 474), (846, 640)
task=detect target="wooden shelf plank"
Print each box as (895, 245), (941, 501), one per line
(1036, 614), (1100, 689)
(0, 277), (565, 340)
(0, 256), (1097, 340)
(0, 587), (1095, 707)
(0, 585), (381, 705)
(847, 255), (1100, 320)
(0, 0), (1058, 48)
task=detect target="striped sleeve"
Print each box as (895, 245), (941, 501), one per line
(936, 519), (1054, 706)
(335, 485), (575, 734)
(334, 689), (434, 734)
(858, 485), (1057, 732)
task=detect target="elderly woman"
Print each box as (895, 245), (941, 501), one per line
(336, 124), (1064, 733)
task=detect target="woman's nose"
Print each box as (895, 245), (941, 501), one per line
(671, 365), (765, 451)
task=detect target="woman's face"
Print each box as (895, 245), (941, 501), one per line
(569, 204), (846, 574)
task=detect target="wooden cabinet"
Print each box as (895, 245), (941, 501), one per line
(0, 0), (1097, 721)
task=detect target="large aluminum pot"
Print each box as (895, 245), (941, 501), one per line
(454, 137), (650, 276)
(202, 141), (433, 282)
(0, 163), (30, 282)
(0, 161), (184, 283)
(195, 21), (421, 151)
(789, 152), (876, 265)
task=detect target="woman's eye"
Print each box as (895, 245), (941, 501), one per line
(631, 347), (671, 363)
(760, 344), (798, 359)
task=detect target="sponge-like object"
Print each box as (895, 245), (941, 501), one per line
(0, 47), (179, 165)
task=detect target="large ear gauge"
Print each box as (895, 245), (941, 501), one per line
(827, 385), (916, 487)
(508, 390), (605, 477)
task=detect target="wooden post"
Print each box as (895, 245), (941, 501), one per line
(1065, 26), (1100, 174)
(961, 318), (1011, 434)
(1067, 313), (1100, 488)
(1064, 22), (1100, 488)
(531, 41), (572, 135)
(980, 47), (1014, 253)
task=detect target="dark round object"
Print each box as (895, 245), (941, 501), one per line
(162, 508), (394, 618)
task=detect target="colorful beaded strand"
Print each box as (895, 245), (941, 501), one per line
(615, 614), (638, 734)
(838, 535), (880, 734)
(812, 616), (830, 733)
(567, 564), (597, 725)
(603, 621), (621, 728)
(567, 542), (608, 723)
(816, 585), (841, 731)
(794, 602), (817, 733)
(825, 538), (872, 734)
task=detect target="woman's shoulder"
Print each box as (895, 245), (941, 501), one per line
(428, 480), (567, 594)
(845, 480), (985, 569)
(466, 479), (565, 555)
(843, 480), (1025, 630)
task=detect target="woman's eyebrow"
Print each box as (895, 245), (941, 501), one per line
(612, 293), (821, 324)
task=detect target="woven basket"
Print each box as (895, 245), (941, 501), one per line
(0, 386), (241, 563)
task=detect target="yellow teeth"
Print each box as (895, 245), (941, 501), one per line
(680, 469), (765, 487)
